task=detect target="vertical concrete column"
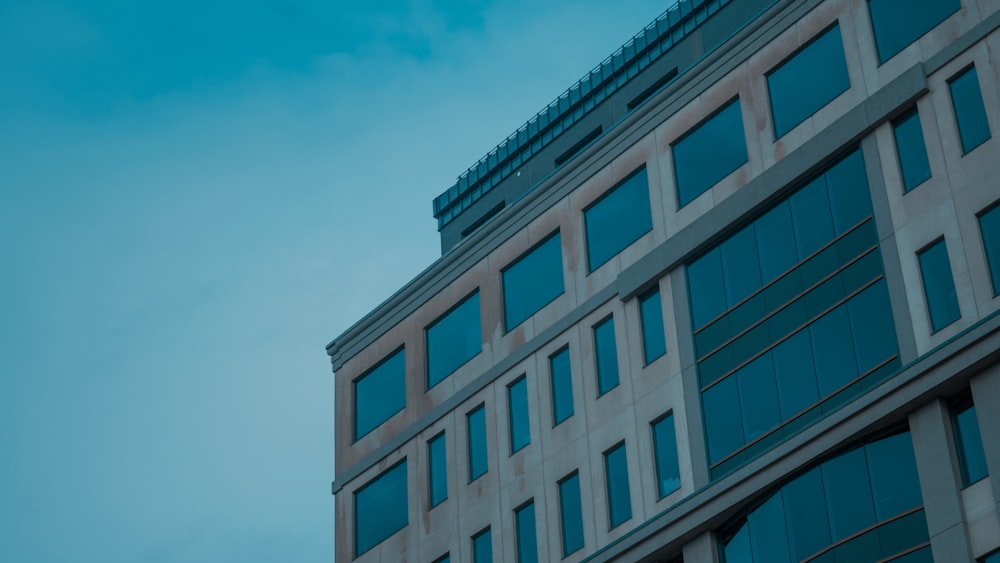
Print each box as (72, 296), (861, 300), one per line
(909, 398), (975, 562)
(681, 530), (720, 563)
(670, 267), (710, 489)
(971, 363), (1000, 506)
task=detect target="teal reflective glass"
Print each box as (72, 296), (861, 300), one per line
(848, 280), (898, 375)
(594, 317), (620, 395)
(558, 473), (585, 555)
(428, 433), (447, 507)
(737, 352), (781, 443)
(823, 448), (877, 540)
(355, 461), (408, 556)
(918, 239), (961, 332)
(467, 405), (488, 481)
(652, 414), (680, 498)
(433, 555), (450, 563)
(789, 176), (834, 259)
(980, 205), (1000, 295)
(515, 502), (538, 563)
(720, 225), (762, 306)
(782, 467), (831, 561)
(950, 67), (992, 154)
(953, 401), (988, 486)
(867, 0), (960, 62)
(772, 329), (819, 420)
(688, 246), (726, 329)
(768, 25), (850, 137)
(472, 528), (492, 563)
(984, 551), (1000, 563)
(892, 110), (932, 192)
(426, 291), (481, 388)
(673, 98), (748, 206)
(749, 494), (792, 563)
(810, 305), (858, 396)
(354, 348), (406, 441)
(584, 168), (652, 270)
(865, 432), (922, 519)
(508, 377), (530, 453)
(639, 289), (667, 364)
(825, 150), (873, 233)
(703, 376), (744, 464)
(550, 348), (574, 425)
(723, 523), (752, 563)
(605, 443), (632, 528)
(756, 201), (798, 283)
(503, 232), (564, 331)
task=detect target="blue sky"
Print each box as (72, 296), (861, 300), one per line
(0, 1), (666, 560)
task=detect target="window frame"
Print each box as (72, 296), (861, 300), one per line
(353, 459), (409, 557)
(501, 230), (565, 332)
(549, 345), (575, 426)
(977, 199), (1000, 297)
(651, 412), (681, 499)
(582, 166), (653, 272)
(507, 375), (531, 455)
(916, 236), (962, 333)
(603, 441), (633, 529)
(593, 315), (621, 396)
(466, 403), (489, 482)
(948, 65), (992, 155)
(671, 96), (749, 207)
(352, 346), (406, 442)
(427, 431), (447, 508)
(425, 289), (483, 389)
(891, 107), (932, 193)
(638, 287), (667, 365)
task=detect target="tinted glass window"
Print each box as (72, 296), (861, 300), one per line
(985, 551), (1000, 563)
(503, 232), (564, 331)
(605, 443), (632, 528)
(433, 555), (449, 563)
(558, 473), (585, 555)
(704, 376), (745, 464)
(782, 467), (831, 561)
(354, 348), (406, 441)
(867, 0), (960, 63)
(467, 405), (488, 481)
(811, 305), (858, 395)
(823, 448), (877, 540)
(549, 347), (574, 425)
(508, 377), (530, 453)
(721, 225), (762, 306)
(355, 461), (408, 556)
(892, 109), (932, 192)
(652, 414), (681, 498)
(748, 494), (792, 563)
(848, 280), (898, 375)
(980, 204), (1000, 296)
(772, 330), (819, 420)
(639, 289), (667, 364)
(515, 501), (538, 563)
(950, 67), (992, 154)
(789, 176), (834, 259)
(723, 524), (752, 563)
(688, 246), (726, 329)
(825, 149), (872, 233)
(472, 528), (492, 563)
(594, 317), (620, 395)
(865, 432), (922, 519)
(756, 202), (798, 283)
(428, 433), (447, 507)
(918, 239), (961, 332)
(737, 352), (781, 442)
(426, 291), (482, 388)
(768, 25), (850, 138)
(673, 98), (748, 206)
(953, 399), (988, 486)
(584, 168), (653, 271)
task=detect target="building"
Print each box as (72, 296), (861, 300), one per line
(326, 0), (1000, 561)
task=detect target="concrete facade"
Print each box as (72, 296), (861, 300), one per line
(328, 0), (1000, 561)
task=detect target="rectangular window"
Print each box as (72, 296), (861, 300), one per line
(593, 316), (620, 395)
(432, 555), (450, 563)
(549, 347), (574, 425)
(354, 348), (406, 441)
(949, 66), (992, 154)
(584, 167), (653, 271)
(354, 460), (408, 556)
(502, 232), (565, 331)
(426, 290), (482, 388)
(604, 442), (632, 528)
(672, 97), (749, 206)
(467, 405), (488, 481)
(917, 238), (961, 332)
(428, 432), (447, 508)
(639, 288), (667, 364)
(507, 376), (530, 454)
(767, 24), (850, 138)
(979, 203), (1000, 296)
(514, 501), (538, 563)
(952, 395), (988, 486)
(651, 413), (681, 498)
(892, 108), (931, 192)
(558, 472), (585, 556)
(867, 0), (960, 63)
(472, 528), (492, 563)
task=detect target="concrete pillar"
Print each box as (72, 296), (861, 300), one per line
(681, 530), (720, 563)
(970, 363), (1000, 506)
(671, 268), (710, 489)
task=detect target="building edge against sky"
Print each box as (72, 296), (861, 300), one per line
(327, 0), (1000, 561)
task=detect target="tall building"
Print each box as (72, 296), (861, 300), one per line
(327, 0), (1000, 561)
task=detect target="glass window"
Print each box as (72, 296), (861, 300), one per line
(768, 24), (851, 138)
(354, 461), (408, 556)
(502, 232), (565, 331)
(558, 472), (585, 556)
(782, 467), (831, 561)
(867, 0), (960, 63)
(639, 288), (667, 364)
(472, 528), (492, 563)
(984, 551), (1000, 563)
(949, 66), (992, 154)
(514, 501), (538, 563)
(688, 246), (727, 330)
(737, 352), (781, 442)
(918, 238), (961, 332)
(822, 448), (877, 541)
(432, 555), (450, 563)
(549, 347), (574, 425)
(428, 432), (447, 508)
(848, 280), (898, 375)
(865, 431), (922, 519)
(651, 414), (681, 498)
(810, 305), (858, 396)
(594, 316), (620, 395)
(704, 376), (745, 464)
(892, 109), (932, 192)
(979, 204), (1000, 296)
(605, 442), (633, 528)
(426, 290), (482, 388)
(584, 167), (653, 271)
(953, 396), (988, 486)
(354, 348), (406, 441)
(756, 201), (798, 284)
(467, 405), (488, 481)
(721, 225), (762, 307)
(748, 494), (792, 563)
(508, 376), (530, 454)
(772, 330), (820, 420)
(789, 176), (834, 259)
(672, 97), (748, 206)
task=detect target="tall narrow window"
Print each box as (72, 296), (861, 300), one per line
(467, 405), (488, 481)
(949, 66), (992, 154)
(652, 414), (681, 498)
(594, 317), (620, 395)
(952, 395), (988, 486)
(558, 472), (585, 556)
(917, 238), (961, 332)
(354, 348), (406, 441)
(428, 432), (447, 508)
(502, 232), (565, 331)
(549, 347), (574, 425)
(472, 528), (492, 563)
(426, 290), (482, 388)
(892, 108), (931, 192)
(354, 460), (408, 556)
(639, 288), (667, 364)
(514, 501), (538, 563)
(508, 376), (530, 454)
(672, 97), (749, 206)
(604, 442), (632, 528)
(979, 203), (1000, 296)
(584, 168), (653, 271)
(867, 0), (960, 63)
